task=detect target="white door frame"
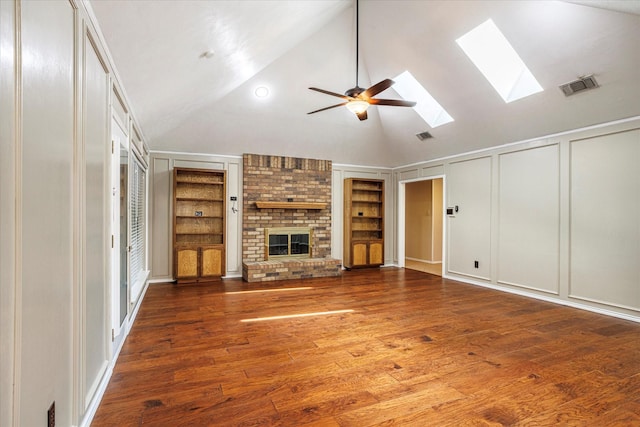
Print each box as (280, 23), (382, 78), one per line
(397, 175), (447, 275)
(110, 134), (121, 341)
(110, 117), (129, 349)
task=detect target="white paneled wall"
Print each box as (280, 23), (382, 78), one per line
(0, 2), (17, 423)
(569, 129), (640, 310)
(394, 119), (640, 321)
(447, 157), (492, 279)
(1, 1), (150, 426)
(18, 1), (75, 425)
(82, 27), (110, 411)
(498, 145), (560, 294)
(149, 152), (243, 280)
(150, 157), (173, 278)
(148, 160), (395, 275)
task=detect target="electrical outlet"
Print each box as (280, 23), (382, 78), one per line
(48, 401), (55, 427)
(474, 260), (479, 269)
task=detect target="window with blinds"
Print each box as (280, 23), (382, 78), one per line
(130, 155), (147, 301)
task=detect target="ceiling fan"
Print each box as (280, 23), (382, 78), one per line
(307, 0), (416, 121)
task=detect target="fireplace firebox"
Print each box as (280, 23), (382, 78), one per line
(265, 227), (312, 259)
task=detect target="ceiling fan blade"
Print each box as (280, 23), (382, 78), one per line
(362, 79), (394, 98)
(307, 102), (348, 115)
(309, 87), (350, 100)
(369, 98), (417, 107)
(356, 110), (368, 121)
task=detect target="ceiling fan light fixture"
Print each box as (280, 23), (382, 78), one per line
(306, 0), (414, 121)
(346, 100), (369, 114)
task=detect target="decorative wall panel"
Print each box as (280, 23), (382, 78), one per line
(498, 145), (560, 293)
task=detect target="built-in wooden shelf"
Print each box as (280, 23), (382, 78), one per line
(255, 201), (326, 210)
(344, 178), (384, 269)
(173, 167), (226, 283)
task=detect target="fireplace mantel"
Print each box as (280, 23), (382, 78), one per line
(255, 201), (326, 210)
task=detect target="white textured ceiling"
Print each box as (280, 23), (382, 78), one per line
(89, 0), (640, 167)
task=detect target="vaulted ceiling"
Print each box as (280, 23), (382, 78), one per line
(89, 0), (640, 167)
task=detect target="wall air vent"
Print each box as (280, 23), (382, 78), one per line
(559, 75), (599, 96)
(416, 131), (433, 141)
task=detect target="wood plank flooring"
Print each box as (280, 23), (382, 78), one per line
(91, 268), (640, 426)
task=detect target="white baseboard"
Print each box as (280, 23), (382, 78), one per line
(147, 277), (175, 284)
(147, 274), (243, 283)
(405, 257), (442, 264)
(443, 273), (640, 324)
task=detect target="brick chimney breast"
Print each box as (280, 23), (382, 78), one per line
(242, 154), (332, 263)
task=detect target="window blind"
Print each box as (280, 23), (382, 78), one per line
(130, 156), (147, 301)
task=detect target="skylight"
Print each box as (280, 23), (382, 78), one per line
(456, 19), (543, 103)
(393, 71), (454, 128)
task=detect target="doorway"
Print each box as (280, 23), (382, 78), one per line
(398, 178), (444, 276)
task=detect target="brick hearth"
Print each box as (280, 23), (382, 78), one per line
(243, 258), (341, 283)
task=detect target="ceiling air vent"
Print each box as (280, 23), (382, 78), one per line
(559, 75), (599, 96)
(416, 131), (433, 141)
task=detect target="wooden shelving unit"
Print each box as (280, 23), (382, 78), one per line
(343, 178), (384, 269)
(173, 168), (226, 282)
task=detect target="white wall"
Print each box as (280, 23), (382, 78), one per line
(81, 25), (111, 413)
(447, 157), (492, 279)
(0, 1), (149, 425)
(149, 152), (243, 281)
(148, 160), (395, 276)
(569, 128), (640, 310)
(432, 179), (443, 262)
(17, 2), (75, 425)
(498, 145), (559, 293)
(394, 118), (640, 321)
(0, 1), (17, 423)
(147, 158), (393, 277)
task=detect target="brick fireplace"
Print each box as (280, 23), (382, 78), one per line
(242, 154), (341, 282)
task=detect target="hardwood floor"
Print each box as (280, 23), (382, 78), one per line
(92, 268), (640, 426)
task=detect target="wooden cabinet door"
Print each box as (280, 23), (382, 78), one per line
(201, 246), (223, 278)
(352, 242), (368, 266)
(369, 241), (383, 265)
(176, 248), (198, 279)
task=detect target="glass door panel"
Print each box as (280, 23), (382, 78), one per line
(119, 145), (128, 324)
